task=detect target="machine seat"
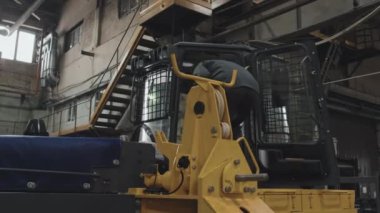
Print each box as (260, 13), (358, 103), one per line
(259, 149), (323, 177)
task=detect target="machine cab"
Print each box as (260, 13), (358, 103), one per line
(250, 43), (339, 187)
(128, 41), (338, 188)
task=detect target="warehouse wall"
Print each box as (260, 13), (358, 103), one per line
(0, 59), (38, 93)
(41, 0), (142, 133)
(0, 94), (31, 135)
(348, 55), (380, 97)
(55, 0), (138, 97)
(0, 59), (39, 134)
(329, 111), (379, 176)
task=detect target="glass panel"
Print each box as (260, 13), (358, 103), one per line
(16, 31), (36, 63)
(141, 69), (171, 122)
(0, 29), (17, 60)
(119, 0), (139, 17)
(65, 23), (81, 52)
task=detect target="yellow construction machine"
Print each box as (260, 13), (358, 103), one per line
(124, 42), (357, 212)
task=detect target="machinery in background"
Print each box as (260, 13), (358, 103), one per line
(338, 157), (379, 213)
(39, 32), (59, 88)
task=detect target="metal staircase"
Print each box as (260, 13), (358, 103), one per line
(90, 26), (159, 130)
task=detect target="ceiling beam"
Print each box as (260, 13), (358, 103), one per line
(0, 0), (60, 31)
(7, 0), (45, 35)
(0, 10), (55, 30)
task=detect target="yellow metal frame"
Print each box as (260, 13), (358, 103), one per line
(139, 0), (212, 25)
(129, 54), (357, 213)
(258, 189), (356, 213)
(139, 0), (236, 25)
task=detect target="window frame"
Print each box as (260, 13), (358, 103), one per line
(0, 24), (38, 63)
(15, 28), (37, 63)
(118, 0), (144, 18)
(64, 21), (83, 52)
(67, 101), (77, 122)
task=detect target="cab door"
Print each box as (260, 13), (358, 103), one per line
(249, 42), (339, 187)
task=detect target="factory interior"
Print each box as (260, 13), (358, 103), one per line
(0, 0), (380, 212)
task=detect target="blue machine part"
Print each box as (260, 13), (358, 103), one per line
(0, 136), (121, 192)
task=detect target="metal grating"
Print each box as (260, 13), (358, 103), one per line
(134, 66), (172, 123)
(257, 47), (319, 144)
(354, 23), (380, 50)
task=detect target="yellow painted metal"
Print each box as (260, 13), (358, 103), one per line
(130, 53), (272, 212)
(129, 53), (357, 213)
(139, 0), (212, 25)
(257, 189), (356, 213)
(139, 0), (236, 26)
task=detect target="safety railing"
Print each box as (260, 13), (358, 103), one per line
(39, 95), (97, 136)
(0, 120), (28, 135)
(90, 3), (142, 90)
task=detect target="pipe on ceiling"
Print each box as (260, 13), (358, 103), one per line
(6, 0), (46, 36)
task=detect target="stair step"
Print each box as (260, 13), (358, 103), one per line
(113, 87), (132, 95)
(139, 38), (158, 49)
(123, 68), (132, 74)
(103, 105), (127, 112)
(134, 48), (149, 56)
(118, 76), (133, 85)
(95, 121), (117, 128)
(99, 114), (122, 120)
(108, 96), (130, 104)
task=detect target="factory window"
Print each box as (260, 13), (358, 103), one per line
(0, 26), (36, 63)
(67, 101), (77, 122)
(16, 31), (36, 62)
(118, 0), (139, 17)
(64, 22), (82, 52)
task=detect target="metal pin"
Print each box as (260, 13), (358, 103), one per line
(208, 186), (215, 193)
(113, 159), (120, 166)
(234, 159), (240, 166)
(83, 182), (91, 190)
(224, 186), (232, 193)
(27, 181), (36, 189)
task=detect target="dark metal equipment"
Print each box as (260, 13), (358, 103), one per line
(340, 175), (380, 213)
(251, 43), (339, 187)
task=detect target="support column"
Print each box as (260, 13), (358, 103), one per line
(376, 123), (380, 167)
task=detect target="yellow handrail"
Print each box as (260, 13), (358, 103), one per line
(170, 53), (237, 88)
(237, 137), (260, 174)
